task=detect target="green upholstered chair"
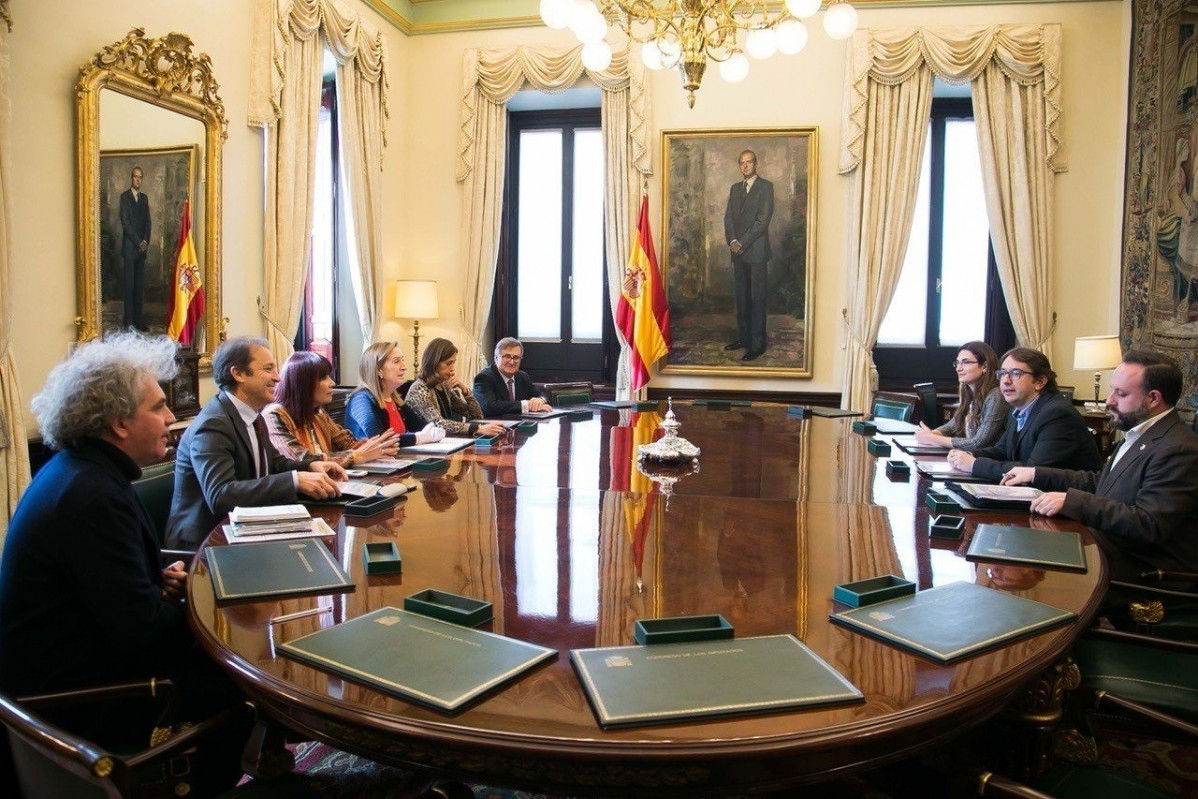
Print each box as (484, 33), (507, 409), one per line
(132, 461), (174, 542)
(1071, 629), (1198, 724)
(871, 397), (915, 422)
(979, 766), (1178, 799)
(913, 382), (939, 425)
(544, 382), (593, 406)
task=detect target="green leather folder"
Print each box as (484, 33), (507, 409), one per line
(809, 407), (863, 418)
(571, 635), (862, 729)
(207, 538), (354, 602)
(966, 524), (1087, 572)
(830, 581), (1075, 664)
(278, 608), (556, 712)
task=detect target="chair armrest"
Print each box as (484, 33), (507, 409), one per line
(1110, 579), (1198, 601)
(1140, 569), (1198, 584)
(125, 702), (253, 768)
(977, 771), (1055, 798)
(1092, 693), (1198, 744)
(1082, 627), (1198, 653)
(18, 678), (179, 712)
(161, 549), (196, 567)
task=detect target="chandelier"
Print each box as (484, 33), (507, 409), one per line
(539, 0), (859, 107)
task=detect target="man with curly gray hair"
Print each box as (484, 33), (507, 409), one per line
(0, 333), (246, 779)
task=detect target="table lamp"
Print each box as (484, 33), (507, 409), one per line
(1072, 334), (1123, 409)
(393, 280), (439, 368)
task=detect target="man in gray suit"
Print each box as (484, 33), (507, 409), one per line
(120, 166), (152, 330)
(165, 337), (345, 549)
(1002, 350), (1198, 583)
(723, 149), (774, 362)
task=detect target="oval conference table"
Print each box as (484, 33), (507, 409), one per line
(188, 404), (1107, 796)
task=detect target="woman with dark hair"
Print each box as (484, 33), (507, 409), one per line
(264, 350), (398, 466)
(913, 340), (1007, 451)
(345, 341), (442, 445)
(404, 338), (506, 437)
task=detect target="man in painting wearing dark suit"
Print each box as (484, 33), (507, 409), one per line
(947, 347), (1102, 481)
(1001, 350), (1198, 583)
(165, 336), (346, 549)
(120, 165), (152, 330)
(723, 149), (774, 362)
(473, 336), (552, 416)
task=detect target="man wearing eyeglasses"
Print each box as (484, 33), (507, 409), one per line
(946, 347), (1101, 481)
(1001, 350), (1198, 583)
(473, 337), (553, 416)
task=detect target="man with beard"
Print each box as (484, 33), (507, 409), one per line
(1001, 350), (1198, 583)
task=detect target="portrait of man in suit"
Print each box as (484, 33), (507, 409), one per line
(120, 165), (152, 330)
(724, 149), (774, 362)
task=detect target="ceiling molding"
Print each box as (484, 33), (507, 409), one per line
(362, 0), (1109, 36)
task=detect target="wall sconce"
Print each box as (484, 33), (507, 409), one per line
(394, 280), (439, 368)
(1072, 334), (1123, 409)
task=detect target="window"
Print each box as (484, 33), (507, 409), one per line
(874, 98), (1014, 388)
(494, 108), (615, 382)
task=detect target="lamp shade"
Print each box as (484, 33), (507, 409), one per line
(1072, 335), (1122, 371)
(394, 280), (439, 320)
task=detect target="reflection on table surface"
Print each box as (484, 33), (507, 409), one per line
(188, 409), (1107, 794)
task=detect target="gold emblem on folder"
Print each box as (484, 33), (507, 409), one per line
(604, 655), (633, 668)
(375, 615), (402, 626)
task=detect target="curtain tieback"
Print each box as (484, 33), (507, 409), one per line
(1027, 311), (1058, 352)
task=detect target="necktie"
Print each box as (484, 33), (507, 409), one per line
(251, 415), (269, 478)
(1015, 409), (1026, 432)
(507, 378), (516, 401)
(743, 180), (750, 193)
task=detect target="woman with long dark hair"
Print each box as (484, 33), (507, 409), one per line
(264, 350), (399, 466)
(404, 338), (506, 437)
(913, 341), (1006, 451)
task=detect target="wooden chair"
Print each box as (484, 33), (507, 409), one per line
(871, 397), (915, 422)
(543, 381), (593, 406)
(0, 680), (252, 798)
(913, 382), (939, 425)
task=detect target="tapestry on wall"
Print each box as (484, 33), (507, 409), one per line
(1125, 0), (1198, 407)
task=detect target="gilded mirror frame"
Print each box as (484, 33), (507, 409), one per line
(76, 27), (227, 369)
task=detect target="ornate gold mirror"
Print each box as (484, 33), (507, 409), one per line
(76, 28), (226, 368)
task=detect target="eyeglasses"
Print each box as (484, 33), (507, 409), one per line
(500, 354), (523, 363)
(995, 368), (1031, 380)
(951, 359), (979, 368)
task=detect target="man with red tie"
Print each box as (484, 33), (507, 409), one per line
(165, 336), (346, 549)
(472, 337), (552, 416)
(1002, 350), (1198, 584)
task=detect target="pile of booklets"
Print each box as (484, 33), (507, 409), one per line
(227, 504), (321, 542)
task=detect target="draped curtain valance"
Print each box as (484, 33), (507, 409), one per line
(839, 24), (1064, 175)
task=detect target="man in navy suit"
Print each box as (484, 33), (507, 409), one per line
(1002, 350), (1198, 582)
(723, 149), (774, 361)
(120, 166), (152, 330)
(947, 347), (1102, 481)
(165, 336), (345, 549)
(473, 336), (552, 416)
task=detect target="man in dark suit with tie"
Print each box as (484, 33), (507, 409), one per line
(473, 336), (552, 416)
(120, 166), (152, 330)
(723, 149), (774, 362)
(947, 347), (1102, 481)
(1002, 350), (1198, 582)
(165, 336), (346, 549)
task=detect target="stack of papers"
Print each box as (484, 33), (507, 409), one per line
(225, 504), (331, 543)
(356, 458), (417, 474)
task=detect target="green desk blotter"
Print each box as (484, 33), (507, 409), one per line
(866, 439), (892, 456)
(404, 589), (492, 627)
(929, 514), (965, 540)
(833, 575), (915, 608)
(786, 406), (811, 417)
(634, 615), (733, 646)
(925, 490), (963, 515)
(411, 458), (448, 472)
(693, 399), (751, 408)
(851, 421), (877, 435)
(566, 409), (594, 420)
(344, 494), (399, 518)
(362, 541), (402, 575)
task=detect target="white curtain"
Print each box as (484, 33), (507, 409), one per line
(0, 6), (31, 551)
(838, 25), (1065, 411)
(249, 0), (389, 362)
(456, 46), (651, 392)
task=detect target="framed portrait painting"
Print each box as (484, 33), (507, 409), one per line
(660, 128), (816, 378)
(98, 145), (198, 336)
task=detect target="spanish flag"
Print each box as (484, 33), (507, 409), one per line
(166, 200), (205, 345)
(608, 410), (664, 584)
(616, 194), (671, 393)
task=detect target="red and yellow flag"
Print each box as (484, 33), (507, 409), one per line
(616, 194), (671, 392)
(166, 199), (205, 344)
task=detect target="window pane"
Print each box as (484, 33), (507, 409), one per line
(517, 130), (563, 340)
(938, 119), (988, 346)
(572, 129), (604, 341)
(309, 104), (335, 343)
(876, 137), (931, 346)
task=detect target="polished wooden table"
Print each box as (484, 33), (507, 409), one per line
(188, 405), (1107, 795)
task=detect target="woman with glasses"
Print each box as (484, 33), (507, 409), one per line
(265, 350), (404, 466)
(405, 338), (507, 437)
(913, 341), (1006, 451)
(345, 342), (444, 446)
